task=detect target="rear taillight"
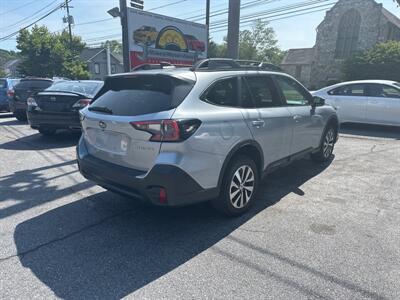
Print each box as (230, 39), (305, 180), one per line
(130, 119), (201, 142)
(73, 99), (91, 109)
(7, 89), (14, 98)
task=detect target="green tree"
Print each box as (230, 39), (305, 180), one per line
(16, 25), (89, 79)
(343, 41), (400, 81)
(239, 20), (284, 64)
(208, 20), (285, 64)
(101, 40), (122, 55)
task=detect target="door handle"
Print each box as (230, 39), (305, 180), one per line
(293, 115), (303, 122)
(251, 120), (265, 128)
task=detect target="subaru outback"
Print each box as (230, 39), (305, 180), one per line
(77, 59), (338, 216)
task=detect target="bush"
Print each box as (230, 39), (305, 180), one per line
(343, 41), (400, 82)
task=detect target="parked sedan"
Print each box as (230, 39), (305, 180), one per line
(27, 80), (103, 135)
(0, 78), (20, 112)
(313, 80), (400, 126)
(9, 78), (53, 121)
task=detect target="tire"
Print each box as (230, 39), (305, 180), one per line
(212, 155), (259, 217)
(14, 112), (27, 121)
(311, 125), (336, 162)
(39, 128), (57, 136)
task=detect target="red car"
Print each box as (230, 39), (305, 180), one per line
(185, 35), (206, 52)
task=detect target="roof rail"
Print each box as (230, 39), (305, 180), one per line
(191, 58), (283, 72)
(131, 61), (175, 71)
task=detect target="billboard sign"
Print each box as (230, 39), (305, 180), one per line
(126, 8), (207, 69)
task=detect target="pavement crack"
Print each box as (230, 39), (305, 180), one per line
(0, 209), (134, 263)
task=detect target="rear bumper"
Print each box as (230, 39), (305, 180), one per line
(27, 110), (81, 130)
(8, 99), (27, 113)
(76, 136), (219, 206)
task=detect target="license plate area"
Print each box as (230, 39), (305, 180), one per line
(85, 128), (130, 155)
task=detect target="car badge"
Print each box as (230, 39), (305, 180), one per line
(50, 96), (56, 101)
(99, 121), (107, 130)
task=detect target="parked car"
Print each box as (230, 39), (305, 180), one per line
(27, 80), (103, 135)
(312, 80), (400, 126)
(0, 78), (20, 112)
(77, 59), (338, 216)
(185, 34), (206, 52)
(133, 25), (158, 45)
(9, 78), (53, 121)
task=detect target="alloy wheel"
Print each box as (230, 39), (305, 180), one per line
(323, 129), (335, 158)
(229, 165), (255, 209)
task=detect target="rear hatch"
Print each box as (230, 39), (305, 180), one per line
(14, 79), (52, 102)
(81, 73), (195, 172)
(35, 92), (83, 112)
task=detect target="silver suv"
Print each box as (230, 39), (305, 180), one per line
(77, 59), (338, 216)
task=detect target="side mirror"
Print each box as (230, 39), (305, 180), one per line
(311, 96), (325, 108)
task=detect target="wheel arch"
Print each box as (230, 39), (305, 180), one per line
(217, 140), (264, 188)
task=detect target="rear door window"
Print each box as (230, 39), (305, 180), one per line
(244, 75), (281, 108)
(91, 75), (194, 116)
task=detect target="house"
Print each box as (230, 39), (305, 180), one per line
(281, 0), (400, 89)
(79, 47), (124, 80)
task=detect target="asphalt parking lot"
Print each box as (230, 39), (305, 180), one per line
(0, 113), (399, 299)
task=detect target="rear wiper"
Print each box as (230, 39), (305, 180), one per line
(88, 106), (113, 114)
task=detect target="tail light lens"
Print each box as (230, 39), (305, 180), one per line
(73, 99), (91, 109)
(7, 89), (14, 98)
(130, 119), (201, 142)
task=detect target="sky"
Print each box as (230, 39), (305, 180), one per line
(0, 0), (399, 51)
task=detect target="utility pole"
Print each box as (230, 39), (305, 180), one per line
(65, 0), (73, 47)
(106, 42), (111, 75)
(227, 0), (240, 59)
(120, 0), (130, 72)
(206, 0), (210, 57)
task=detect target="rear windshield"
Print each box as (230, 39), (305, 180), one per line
(15, 80), (53, 90)
(91, 75), (194, 116)
(0, 79), (6, 89)
(46, 81), (102, 97)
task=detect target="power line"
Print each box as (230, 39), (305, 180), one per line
(147, 0), (189, 12)
(0, 0), (38, 17)
(210, 0), (335, 30)
(210, 5), (334, 34)
(0, 2), (68, 41)
(0, 0), (60, 30)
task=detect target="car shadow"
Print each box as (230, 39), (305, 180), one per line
(0, 159), (93, 219)
(0, 130), (81, 150)
(12, 157), (380, 300)
(340, 123), (400, 140)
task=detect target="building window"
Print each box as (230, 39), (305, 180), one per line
(335, 9), (361, 59)
(295, 65), (302, 79)
(111, 64), (116, 74)
(94, 63), (100, 74)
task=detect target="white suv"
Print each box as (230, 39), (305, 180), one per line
(77, 59), (338, 216)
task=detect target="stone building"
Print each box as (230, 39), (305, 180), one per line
(281, 0), (400, 89)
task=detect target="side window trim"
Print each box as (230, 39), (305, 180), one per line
(238, 76), (256, 108)
(200, 75), (240, 108)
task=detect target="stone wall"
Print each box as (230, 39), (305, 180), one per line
(310, 0), (385, 88)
